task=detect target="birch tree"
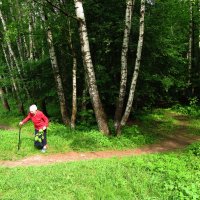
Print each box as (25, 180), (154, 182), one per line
(15, 0), (29, 60)
(67, 19), (77, 129)
(74, 0), (109, 135)
(0, 88), (10, 111)
(28, 1), (36, 60)
(188, 0), (193, 88)
(117, 0), (146, 134)
(43, 11), (70, 125)
(0, 6), (30, 99)
(114, 0), (135, 132)
(198, 0), (200, 72)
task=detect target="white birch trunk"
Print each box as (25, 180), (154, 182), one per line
(2, 44), (19, 95)
(2, 44), (25, 114)
(115, 0), (135, 130)
(118, 0), (145, 134)
(46, 27), (70, 125)
(16, 37), (24, 66)
(17, 0), (29, 59)
(28, 6), (35, 60)
(67, 20), (77, 129)
(9, 1), (24, 66)
(188, 0), (193, 87)
(74, 0), (109, 135)
(71, 54), (77, 129)
(0, 9), (30, 98)
(0, 9), (21, 76)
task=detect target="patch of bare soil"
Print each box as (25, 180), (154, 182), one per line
(0, 125), (15, 130)
(0, 115), (200, 167)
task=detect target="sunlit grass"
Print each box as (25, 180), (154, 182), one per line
(0, 153), (199, 200)
(0, 107), (199, 161)
(0, 107), (200, 199)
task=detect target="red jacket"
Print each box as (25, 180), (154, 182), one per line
(22, 110), (49, 130)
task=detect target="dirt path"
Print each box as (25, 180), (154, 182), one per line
(0, 115), (200, 167)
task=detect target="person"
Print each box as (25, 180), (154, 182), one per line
(19, 104), (49, 153)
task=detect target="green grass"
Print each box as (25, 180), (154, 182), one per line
(0, 107), (198, 160)
(0, 107), (200, 199)
(0, 153), (199, 200)
(187, 118), (200, 136)
(0, 122), (156, 160)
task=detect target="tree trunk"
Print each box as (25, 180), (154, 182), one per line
(71, 52), (77, 129)
(0, 88), (10, 111)
(9, 1), (25, 68)
(0, 9), (30, 99)
(0, 76), (10, 112)
(46, 25), (70, 125)
(15, 0), (29, 60)
(188, 0), (193, 89)
(1, 45), (25, 115)
(81, 74), (89, 112)
(28, 1), (36, 60)
(198, 0), (200, 77)
(114, 0), (135, 131)
(74, 0), (109, 135)
(67, 19), (77, 129)
(117, 0), (146, 135)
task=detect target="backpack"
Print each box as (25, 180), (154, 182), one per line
(34, 130), (44, 149)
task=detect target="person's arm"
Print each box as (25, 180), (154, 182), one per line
(41, 112), (49, 130)
(19, 113), (31, 126)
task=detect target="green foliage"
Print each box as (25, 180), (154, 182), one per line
(137, 0), (190, 108)
(173, 97), (200, 116)
(77, 109), (96, 126)
(187, 142), (200, 157)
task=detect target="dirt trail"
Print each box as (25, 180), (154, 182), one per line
(0, 115), (200, 167)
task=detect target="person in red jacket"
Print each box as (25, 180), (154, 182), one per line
(19, 104), (49, 153)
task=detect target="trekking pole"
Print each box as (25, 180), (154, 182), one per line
(18, 126), (22, 151)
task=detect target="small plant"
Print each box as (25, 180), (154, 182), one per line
(187, 142), (200, 156)
(172, 97), (200, 116)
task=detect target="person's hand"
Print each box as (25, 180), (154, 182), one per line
(19, 122), (23, 126)
(43, 126), (46, 130)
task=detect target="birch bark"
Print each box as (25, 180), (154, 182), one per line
(114, 0), (135, 131)
(188, 0), (193, 87)
(67, 19), (77, 129)
(117, 0), (145, 134)
(1, 44), (25, 114)
(28, 1), (36, 60)
(74, 0), (109, 135)
(46, 25), (70, 125)
(8, 1), (24, 67)
(0, 8), (30, 98)
(16, 0), (29, 60)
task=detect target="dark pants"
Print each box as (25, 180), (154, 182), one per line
(35, 129), (47, 146)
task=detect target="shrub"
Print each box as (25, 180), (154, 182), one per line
(187, 142), (200, 156)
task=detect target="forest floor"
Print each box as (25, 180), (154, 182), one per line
(0, 114), (200, 167)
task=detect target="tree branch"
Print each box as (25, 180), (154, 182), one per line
(33, 0), (79, 21)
